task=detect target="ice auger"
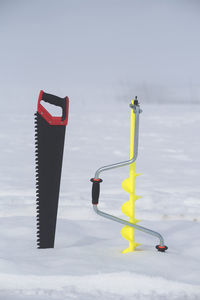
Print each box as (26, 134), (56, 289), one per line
(35, 90), (69, 248)
(90, 97), (168, 252)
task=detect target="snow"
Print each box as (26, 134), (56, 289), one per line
(0, 102), (200, 300)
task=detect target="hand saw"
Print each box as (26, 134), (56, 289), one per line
(35, 90), (69, 248)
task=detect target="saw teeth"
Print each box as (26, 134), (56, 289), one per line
(37, 240), (40, 249)
(34, 112), (40, 248)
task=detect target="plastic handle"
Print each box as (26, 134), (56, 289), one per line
(37, 90), (69, 126)
(42, 91), (67, 121)
(90, 178), (103, 205)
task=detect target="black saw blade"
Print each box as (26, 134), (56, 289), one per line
(35, 112), (66, 248)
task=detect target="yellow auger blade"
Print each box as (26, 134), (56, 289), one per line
(120, 99), (141, 253)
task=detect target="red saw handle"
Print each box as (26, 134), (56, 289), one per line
(37, 90), (69, 125)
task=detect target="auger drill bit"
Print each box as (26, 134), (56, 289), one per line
(121, 98), (141, 253)
(35, 90), (69, 248)
(90, 97), (168, 252)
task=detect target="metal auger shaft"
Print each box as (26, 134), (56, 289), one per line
(93, 205), (165, 246)
(90, 97), (168, 252)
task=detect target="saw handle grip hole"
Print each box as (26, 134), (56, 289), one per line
(37, 90), (69, 125)
(42, 91), (67, 121)
(41, 100), (62, 118)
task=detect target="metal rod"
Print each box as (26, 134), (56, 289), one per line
(93, 205), (165, 246)
(94, 105), (141, 179)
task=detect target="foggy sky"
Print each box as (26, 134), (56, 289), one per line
(0, 0), (200, 107)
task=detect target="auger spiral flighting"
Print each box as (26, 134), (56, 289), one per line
(121, 99), (141, 253)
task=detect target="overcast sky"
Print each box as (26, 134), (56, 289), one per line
(0, 0), (200, 108)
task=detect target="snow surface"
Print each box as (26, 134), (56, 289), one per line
(0, 101), (200, 300)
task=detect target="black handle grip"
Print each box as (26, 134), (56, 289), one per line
(90, 178), (103, 205)
(42, 91), (67, 121)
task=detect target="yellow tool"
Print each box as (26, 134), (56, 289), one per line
(90, 97), (168, 253)
(121, 99), (141, 253)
